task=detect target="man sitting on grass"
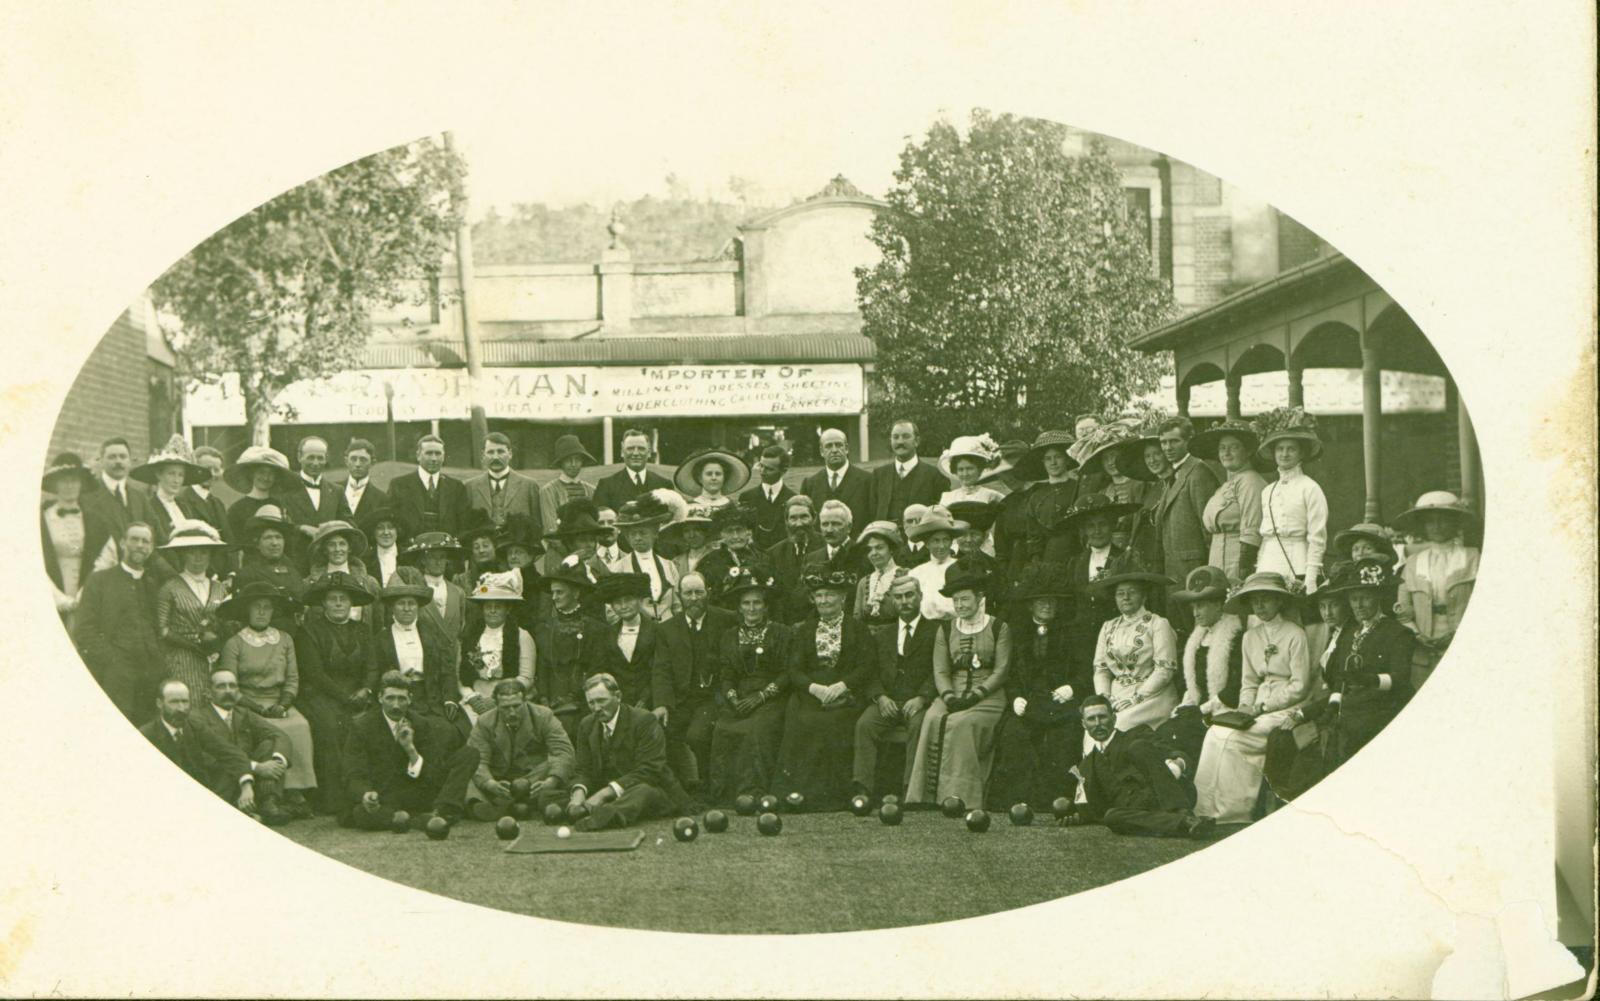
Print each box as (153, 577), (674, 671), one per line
(340, 671), (479, 831)
(1062, 695), (1215, 839)
(566, 673), (674, 831)
(465, 679), (575, 819)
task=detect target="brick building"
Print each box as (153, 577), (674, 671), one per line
(49, 299), (177, 463)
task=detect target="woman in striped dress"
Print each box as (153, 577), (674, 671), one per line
(153, 521), (231, 706)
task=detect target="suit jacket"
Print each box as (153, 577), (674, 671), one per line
(41, 503), (116, 594)
(656, 606), (737, 708)
(74, 563), (164, 711)
(372, 618), (458, 717)
(468, 702), (576, 786)
(800, 463), (874, 527)
(1155, 456), (1222, 578)
(341, 707), (459, 802)
(572, 703), (669, 796)
(466, 470), (543, 529)
(538, 477), (594, 536)
(188, 701), (290, 768)
(332, 478), (389, 528)
(178, 486), (233, 575)
(1078, 724), (1193, 821)
(81, 476), (156, 552)
(869, 615), (938, 703)
(274, 478), (348, 531)
(869, 458), (947, 524)
(395, 567), (468, 657)
(388, 468), (471, 538)
(139, 715), (252, 796)
(786, 615), (877, 707)
(590, 617), (672, 710)
(607, 548), (680, 622)
(801, 540), (870, 581)
(766, 531), (824, 624)
(593, 468), (673, 518)
(738, 481), (797, 552)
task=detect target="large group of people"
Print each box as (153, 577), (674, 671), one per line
(43, 410), (1481, 838)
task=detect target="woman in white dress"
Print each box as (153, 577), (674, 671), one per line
(673, 447), (750, 513)
(1089, 556), (1180, 733)
(905, 511), (964, 622)
(1190, 418), (1268, 582)
(1194, 572), (1318, 823)
(1392, 490), (1481, 691)
(1253, 408), (1329, 596)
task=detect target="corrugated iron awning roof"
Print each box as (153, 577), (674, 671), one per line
(361, 334), (876, 369)
(1131, 252), (1362, 352)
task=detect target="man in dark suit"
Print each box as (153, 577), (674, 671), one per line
(138, 679), (263, 817)
(566, 672), (676, 830)
(1150, 418), (1221, 629)
(75, 521), (164, 724)
(765, 495), (822, 624)
(1064, 695), (1214, 838)
(869, 420), (947, 526)
(188, 668), (293, 825)
(800, 428), (873, 530)
(80, 436), (157, 550)
(181, 446), (234, 577)
(275, 436), (347, 571)
(465, 431), (543, 530)
(388, 433), (471, 539)
(593, 427), (673, 518)
(852, 575), (936, 798)
(587, 573), (673, 714)
(801, 499), (870, 581)
(339, 670), (479, 829)
(465, 678), (576, 817)
(335, 437), (388, 528)
(41, 453), (118, 628)
(739, 444), (797, 552)
(656, 571), (736, 788)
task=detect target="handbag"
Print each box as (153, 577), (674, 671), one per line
(1206, 709), (1256, 730)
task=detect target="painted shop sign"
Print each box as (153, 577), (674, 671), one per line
(185, 364), (864, 426)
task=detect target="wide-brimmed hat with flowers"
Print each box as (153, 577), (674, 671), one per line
(549, 434), (598, 468)
(468, 571), (524, 603)
(1051, 492), (1140, 537)
(130, 434), (210, 487)
(937, 434), (1003, 479)
(716, 565), (779, 607)
(1222, 571), (1301, 616)
(1333, 522), (1399, 563)
(855, 519), (903, 550)
(398, 531), (463, 567)
(1010, 430), (1080, 482)
(223, 445), (297, 493)
(159, 519), (230, 552)
(1088, 551), (1176, 594)
(711, 503), (758, 532)
(41, 452), (95, 493)
(216, 580), (299, 622)
(939, 559), (995, 598)
(1169, 565), (1233, 604)
(309, 520), (369, 560)
(1253, 406), (1324, 463)
(674, 448), (751, 496)
(1323, 558), (1398, 598)
(1188, 418), (1263, 463)
(905, 513), (963, 542)
(303, 570), (375, 607)
(1073, 424), (1142, 478)
(615, 490), (680, 530)
(1392, 490), (1479, 537)
(659, 504), (716, 550)
(803, 568), (858, 595)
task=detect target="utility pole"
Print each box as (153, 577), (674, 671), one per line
(445, 131), (488, 465)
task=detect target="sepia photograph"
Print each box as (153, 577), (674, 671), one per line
(2, 3), (1593, 998)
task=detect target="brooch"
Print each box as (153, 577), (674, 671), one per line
(755, 646), (764, 655)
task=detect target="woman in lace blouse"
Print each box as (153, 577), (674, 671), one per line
(1090, 558), (1180, 733)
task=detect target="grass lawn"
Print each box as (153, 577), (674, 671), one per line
(281, 808), (1214, 934)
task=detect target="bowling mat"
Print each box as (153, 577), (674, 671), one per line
(504, 828), (645, 854)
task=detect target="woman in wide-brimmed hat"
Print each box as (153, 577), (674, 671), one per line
(852, 519), (904, 624)
(1251, 407), (1330, 594)
(610, 491), (683, 622)
(453, 509), (506, 596)
(358, 503), (408, 586)
(692, 503), (763, 594)
(904, 559), (1012, 810)
(986, 561), (1080, 811)
(397, 532), (468, 646)
(231, 504), (305, 625)
(1332, 522), (1399, 568)
(294, 569), (376, 813)
(771, 567), (873, 812)
(224, 445), (297, 543)
(674, 447), (750, 511)
(306, 520), (380, 630)
(1169, 565), (1245, 717)
(538, 434), (598, 542)
(705, 565), (794, 804)
(946, 498), (1002, 569)
(1011, 429), (1085, 569)
(1191, 419), (1270, 581)
(216, 581), (316, 813)
(661, 504), (716, 576)
(1192, 570), (1317, 824)
(1316, 558), (1416, 767)
(1392, 490), (1480, 690)
(1072, 423), (1153, 554)
(458, 572), (536, 723)
(1087, 552), (1180, 734)
(937, 434), (1006, 508)
(153, 520), (231, 706)
(904, 510), (965, 622)
(132, 434), (212, 548)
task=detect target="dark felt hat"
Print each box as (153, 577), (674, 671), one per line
(303, 570), (375, 607)
(1011, 430), (1080, 483)
(216, 581), (299, 622)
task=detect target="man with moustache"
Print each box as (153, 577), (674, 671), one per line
(766, 495), (822, 624)
(139, 679), (264, 818)
(75, 520), (165, 724)
(868, 420), (946, 526)
(656, 571), (736, 789)
(467, 431), (543, 530)
(188, 668), (294, 825)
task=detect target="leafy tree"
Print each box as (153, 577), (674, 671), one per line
(151, 137), (465, 445)
(856, 110), (1175, 447)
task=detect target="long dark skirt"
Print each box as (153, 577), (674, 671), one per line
(985, 711), (1081, 811)
(299, 692), (351, 814)
(773, 695), (862, 812)
(706, 700), (786, 803)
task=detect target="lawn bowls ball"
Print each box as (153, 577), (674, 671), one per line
(756, 812), (783, 836)
(542, 803), (566, 825)
(672, 817), (700, 843)
(1051, 796), (1074, 820)
(849, 794), (872, 816)
(703, 809), (730, 833)
(510, 778), (532, 802)
(510, 801), (533, 820)
(556, 825), (573, 839)
(965, 809), (991, 833)
(880, 794), (900, 807)
(734, 794), (757, 816)
(941, 795), (966, 818)
(1008, 803), (1034, 826)
(878, 803), (903, 826)
(424, 816), (451, 840)
(785, 791), (806, 812)
(495, 817), (520, 841)
(758, 794), (780, 813)
(389, 810), (411, 833)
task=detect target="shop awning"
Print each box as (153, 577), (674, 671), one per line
(360, 334), (877, 370)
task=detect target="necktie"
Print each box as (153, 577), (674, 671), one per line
(634, 473), (643, 488)
(492, 476), (504, 496)
(898, 463), (909, 480)
(114, 483), (126, 508)
(830, 472), (840, 491)
(427, 475), (437, 499)
(899, 622), (909, 655)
